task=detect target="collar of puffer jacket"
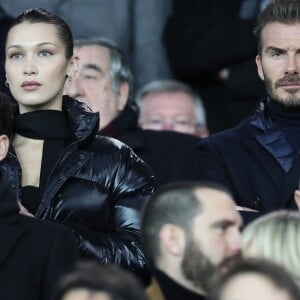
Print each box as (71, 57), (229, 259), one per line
(62, 95), (99, 143)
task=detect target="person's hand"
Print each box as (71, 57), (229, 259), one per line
(294, 190), (300, 211)
(18, 202), (34, 217)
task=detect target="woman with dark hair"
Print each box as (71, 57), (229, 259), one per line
(4, 8), (155, 282)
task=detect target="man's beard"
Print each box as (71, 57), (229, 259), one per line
(181, 238), (240, 292)
(265, 73), (300, 108)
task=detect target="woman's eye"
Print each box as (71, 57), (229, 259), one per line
(39, 50), (53, 57)
(10, 53), (23, 60)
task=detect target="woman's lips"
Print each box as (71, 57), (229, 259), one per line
(21, 81), (41, 91)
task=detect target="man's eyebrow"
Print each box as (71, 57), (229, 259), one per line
(210, 219), (236, 228)
(265, 46), (285, 52)
(82, 63), (103, 74)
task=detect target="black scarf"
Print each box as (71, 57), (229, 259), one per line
(14, 110), (72, 139)
(14, 110), (72, 213)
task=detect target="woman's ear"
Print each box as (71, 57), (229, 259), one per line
(67, 55), (79, 79)
(0, 135), (9, 161)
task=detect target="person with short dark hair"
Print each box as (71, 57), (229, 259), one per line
(52, 261), (147, 300)
(209, 258), (300, 300)
(141, 181), (242, 300)
(194, 0), (300, 223)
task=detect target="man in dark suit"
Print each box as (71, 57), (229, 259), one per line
(64, 37), (202, 186)
(193, 0), (300, 221)
(0, 92), (78, 300)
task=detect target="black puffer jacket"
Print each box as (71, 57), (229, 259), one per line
(3, 96), (156, 279)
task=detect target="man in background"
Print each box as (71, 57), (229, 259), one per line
(136, 79), (209, 138)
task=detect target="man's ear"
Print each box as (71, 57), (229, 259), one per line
(256, 55), (265, 81)
(117, 82), (129, 111)
(0, 135), (9, 161)
(159, 224), (185, 257)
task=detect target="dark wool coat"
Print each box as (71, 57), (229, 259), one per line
(194, 101), (299, 222)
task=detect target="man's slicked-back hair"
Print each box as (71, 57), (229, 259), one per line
(255, 0), (300, 54)
(141, 181), (233, 264)
(0, 92), (16, 137)
(74, 37), (133, 95)
(8, 8), (74, 59)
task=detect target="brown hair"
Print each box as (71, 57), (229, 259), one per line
(255, 0), (300, 54)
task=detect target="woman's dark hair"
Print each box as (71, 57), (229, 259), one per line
(8, 8), (73, 59)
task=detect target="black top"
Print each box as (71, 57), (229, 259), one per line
(155, 269), (206, 300)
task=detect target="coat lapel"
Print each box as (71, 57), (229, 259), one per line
(247, 109), (299, 209)
(254, 128), (296, 173)
(250, 111), (296, 173)
(241, 130), (284, 191)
